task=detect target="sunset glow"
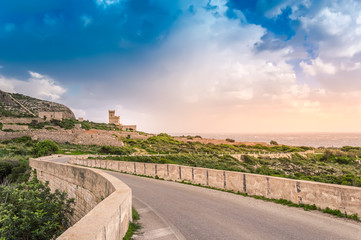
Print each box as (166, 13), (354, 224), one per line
(1, 0), (361, 133)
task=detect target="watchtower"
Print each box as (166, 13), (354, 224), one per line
(108, 110), (120, 125)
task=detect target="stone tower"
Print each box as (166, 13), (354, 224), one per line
(108, 110), (120, 125)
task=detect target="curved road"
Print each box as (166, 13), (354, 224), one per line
(53, 157), (361, 239)
(107, 171), (361, 240)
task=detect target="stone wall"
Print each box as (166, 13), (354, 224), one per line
(0, 117), (42, 124)
(71, 158), (361, 217)
(30, 156), (132, 240)
(0, 129), (124, 147)
(2, 124), (29, 131)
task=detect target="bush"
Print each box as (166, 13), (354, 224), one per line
(341, 174), (355, 186)
(335, 157), (354, 165)
(81, 122), (91, 130)
(0, 160), (19, 182)
(33, 140), (59, 157)
(226, 138), (235, 143)
(0, 174), (74, 239)
(12, 136), (32, 143)
(99, 145), (135, 155)
(241, 155), (257, 165)
(29, 120), (46, 129)
(270, 140), (278, 145)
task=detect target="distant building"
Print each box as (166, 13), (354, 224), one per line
(78, 117), (84, 122)
(108, 110), (120, 125)
(39, 112), (64, 121)
(108, 110), (137, 131)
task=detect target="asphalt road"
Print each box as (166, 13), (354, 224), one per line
(107, 171), (361, 240)
(47, 157), (361, 239)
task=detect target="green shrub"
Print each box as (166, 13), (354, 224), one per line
(341, 174), (355, 186)
(81, 122), (91, 130)
(99, 145), (135, 155)
(335, 157), (354, 165)
(255, 166), (273, 175)
(28, 120), (46, 129)
(12, 136), (32, 143)
(32, 140), (59, 157)
(270, 140), (278, 145)
(241, 155), (257, 165)
(0, 174), (74, 239)
(0, 160), (19, 182)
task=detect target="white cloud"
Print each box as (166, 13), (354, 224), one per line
(300, 58), (337, 76)
(0, 71), (66, 101)
(29, 71), (45, 78)
(299, 1), (361, 58)
(96, 0), (123, 7)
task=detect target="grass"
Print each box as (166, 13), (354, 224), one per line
(123, 207), (141, 240)
(77, 162), (360, 222)
(3, 134), (361, 186)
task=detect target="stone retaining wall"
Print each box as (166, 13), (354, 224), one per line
(2, 124), (29, 131)
(30, 156), (132, 240)
(70, 158), (361, 218)
(0, 117), (41, 124)
(0, 129), (124, 147)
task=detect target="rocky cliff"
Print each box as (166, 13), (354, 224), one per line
(0, 89), (75, 119)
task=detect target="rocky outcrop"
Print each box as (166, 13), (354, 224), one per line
(0, 89), (75, 119)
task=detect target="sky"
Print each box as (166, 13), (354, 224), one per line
(1, 0), (361, 133)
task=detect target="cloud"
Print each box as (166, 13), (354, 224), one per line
(96, 0), (123, 8)
(2, 0), (361, 132)
(300, 58), (337, 76)
(0, 71), (66, 101)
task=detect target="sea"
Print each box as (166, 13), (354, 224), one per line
(170, 133), (361, 148)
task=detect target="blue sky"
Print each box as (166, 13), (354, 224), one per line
(1, 0), (361, 133)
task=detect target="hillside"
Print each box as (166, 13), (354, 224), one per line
(0, 89), (75, 119)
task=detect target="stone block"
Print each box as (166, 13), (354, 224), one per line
(208, 169), (225, 189)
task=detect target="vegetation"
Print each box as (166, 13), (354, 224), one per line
(33, 140), (60, 157)
(270, 140), (278, 145)
(0, 138), (74, 239)
(121, 133), (312, 155)
(99, 145), (135, 155)
(0, 175), (74, 240)
(123, 207), (141, 240)
(90, 134), (361, 187)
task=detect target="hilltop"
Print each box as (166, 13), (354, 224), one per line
(0, 89), (75, 118)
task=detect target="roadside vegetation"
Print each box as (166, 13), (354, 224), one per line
(121, 133), (313, 154)
(90, 134), (361, 187)
(3, 134), (361, 188)
(123, 207), (141, 240)
(0, 137), (74, 239)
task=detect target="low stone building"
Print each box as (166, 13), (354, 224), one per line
(39, 112), (64, 121)
(121, 125), (136, 131)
